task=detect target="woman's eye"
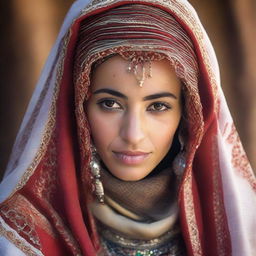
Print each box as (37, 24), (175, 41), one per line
(147, 102), (171, 112)
(97, 99), (122, 110)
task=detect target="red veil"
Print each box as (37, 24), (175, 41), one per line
(0, 0), (255, 255)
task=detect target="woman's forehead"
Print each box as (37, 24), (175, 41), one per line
(90, 55), (182, 98)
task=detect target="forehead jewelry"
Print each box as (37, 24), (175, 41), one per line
(127, 56), (152, 87)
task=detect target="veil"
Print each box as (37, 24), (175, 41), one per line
(0, 0), (255, 255)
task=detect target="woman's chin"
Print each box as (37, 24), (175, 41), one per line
(108, 167), (152, 181)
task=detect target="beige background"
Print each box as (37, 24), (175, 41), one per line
(0, 0), (255, 179)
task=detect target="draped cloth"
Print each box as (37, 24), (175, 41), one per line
(0, 0), (255, 255)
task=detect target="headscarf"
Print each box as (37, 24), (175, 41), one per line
(0, 0), (255, 255)
(73, 3), (201, 209)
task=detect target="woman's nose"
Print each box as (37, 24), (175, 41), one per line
(120, 111), (145, 146)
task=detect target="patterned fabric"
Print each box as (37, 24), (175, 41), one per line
(74, 4), (199, 91)
(98, 223), (186, 256)
(101, 167), (176, 221)
(0, 0), (255, 255)
(100, 236), (186, 256)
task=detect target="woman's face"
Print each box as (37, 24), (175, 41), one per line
(86, 55), (182, 181)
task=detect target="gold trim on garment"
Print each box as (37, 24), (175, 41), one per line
(0, 192), (83, 256)
(0, 31), (73, 255)
(212, 135), (231, 255)
(98, 223), (181, 249)
(0, 217), (43, 256)
(226, 123), (256, 191)
(183, 171), (203, 255)
(8, 30), (72, 199)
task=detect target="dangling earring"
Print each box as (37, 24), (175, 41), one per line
(90, 145), (104, 203)
(172, 133), (186, 179)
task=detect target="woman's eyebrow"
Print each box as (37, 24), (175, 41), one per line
(143, 92), (177, 101)
(93, 88), (128, 99)
(93, 88), (177, 100)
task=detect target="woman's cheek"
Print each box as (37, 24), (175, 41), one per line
(89, 112), (118, 147)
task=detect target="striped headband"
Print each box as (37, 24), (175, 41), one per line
(73, 4), (199, 92)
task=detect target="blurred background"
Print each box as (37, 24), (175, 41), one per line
(0, 0), (255, 179)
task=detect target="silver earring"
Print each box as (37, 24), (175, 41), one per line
(172, 133), (186, 178)
(172, 152), (186, 177)
(90, 146), (104, 203)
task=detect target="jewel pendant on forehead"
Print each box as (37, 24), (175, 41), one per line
(127, 56), (152, 87)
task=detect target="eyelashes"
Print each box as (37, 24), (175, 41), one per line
(97, 99), (122, 110)
(96, 98), (172, 112)
(147, 102), (171, 112)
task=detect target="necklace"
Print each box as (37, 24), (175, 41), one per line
(100, 225), (186, 256)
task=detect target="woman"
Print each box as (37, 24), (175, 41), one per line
(0, 0), (255, 255)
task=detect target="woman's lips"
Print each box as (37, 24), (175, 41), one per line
(113, 151), (150, 165)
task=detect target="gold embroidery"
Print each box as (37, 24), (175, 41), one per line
(32, 135), (82, 254)
(0, 217), (42, 256)
(212, 136), (231, 255)
(0, 29), (83, 253)
(0, 193), (82, 255)
(183, 171), (202, 255)
(0, 194), (42, 250)
(226, 123), (256, 192)
(32, 134), (58, 200)
(38, 200), (83, 256)
(7, 31), (72, 200)
(99, 223), (181, 248)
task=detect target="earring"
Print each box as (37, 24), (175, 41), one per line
(172, 152), (186, 177)
(90, 146), (104, 203)
(172, 133), (186, 178)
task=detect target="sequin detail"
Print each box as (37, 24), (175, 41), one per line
(99, 226), (186, 256)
